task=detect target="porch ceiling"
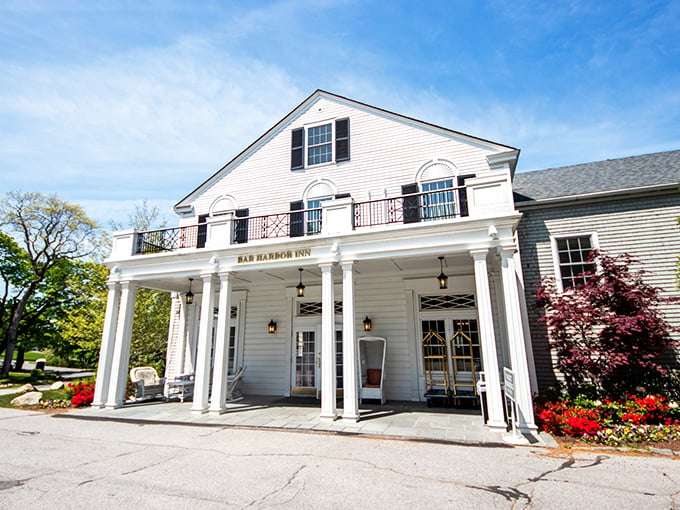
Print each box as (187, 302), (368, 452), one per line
(137, 252), (478, 294)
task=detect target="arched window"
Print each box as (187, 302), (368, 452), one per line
(417, 161), (457, 221)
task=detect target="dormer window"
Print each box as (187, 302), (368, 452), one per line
(291, 118), (350, 170)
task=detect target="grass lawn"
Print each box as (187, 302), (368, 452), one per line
(0, 388), (69, 407)
(8, 351), (47, 362)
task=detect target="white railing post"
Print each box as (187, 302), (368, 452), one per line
(205, 213), (234, 250)
(321, 197), (354, 236)
(110, 229), (138, 258)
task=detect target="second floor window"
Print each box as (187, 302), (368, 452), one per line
(422, 179), (455, 220)
(306, 197), (332, 234)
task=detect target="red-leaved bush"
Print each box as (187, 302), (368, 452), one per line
(535, 252), (678, 398)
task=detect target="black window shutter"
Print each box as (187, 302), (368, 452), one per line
(335, 118), (350, 162)
(457, 174), (475, 217)
(196, 214), (209, 248)
(289, 201), (304, 237)
(291, 128), (304, 170)
(234, 208), (249, 244)
(401, 183), (421, 223)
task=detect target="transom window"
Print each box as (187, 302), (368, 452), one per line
(553, 235), (596, 289)
(308, 124), (333, 165)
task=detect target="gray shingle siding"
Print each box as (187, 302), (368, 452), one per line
(516, 191), (680, 391)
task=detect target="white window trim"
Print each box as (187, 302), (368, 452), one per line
(303, 119), (335, 168)
(550, 232), (599, 291)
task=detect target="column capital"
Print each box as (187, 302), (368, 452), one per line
(199, 272), (216, 282)
(117, 280), (138, 290)
(499, 246), (517, 258)
(318, 262), (334, 271)
(469, 248), (489, 260)
(217, 270), (234, 279)
(340, 259), (355, 270)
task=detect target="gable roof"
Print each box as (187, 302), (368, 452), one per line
(174, 89), (519, 212)
(513, 149), (680, 204)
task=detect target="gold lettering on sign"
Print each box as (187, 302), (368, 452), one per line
(237, 248), (312, 264)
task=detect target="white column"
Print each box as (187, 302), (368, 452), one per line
(192, 274), (217, 414)
(341, 261), (359, 422)
(500, 248), (537, 431)
(319, 263), (337, 421)
(183, 302), (197, 374)
(209, 272), (233, 414)
(173, 294), (187, 376)
(470, 250), (507, 429)
(105, 281), (137, 408)
(93, 282), (121, 408)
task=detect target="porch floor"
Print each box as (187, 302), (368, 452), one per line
(65, 396), (549, 447)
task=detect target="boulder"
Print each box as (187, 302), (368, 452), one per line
(16, 383), (35, 393)
(11, 391), (43, 406)
(50, 381), (64, 390)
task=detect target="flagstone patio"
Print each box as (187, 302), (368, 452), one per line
(63, 396), (551, 447)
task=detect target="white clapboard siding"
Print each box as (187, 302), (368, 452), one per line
(164, 295), (182, 379)
(517, 192), (680, 390)
(184, 96), (505, 222)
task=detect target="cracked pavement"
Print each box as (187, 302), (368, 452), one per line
(0, 408), (678, 509)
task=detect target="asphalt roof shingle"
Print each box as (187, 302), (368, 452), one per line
(512, 150), (680, 202)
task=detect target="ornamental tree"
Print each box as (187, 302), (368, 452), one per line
(535, 251), (678, 398)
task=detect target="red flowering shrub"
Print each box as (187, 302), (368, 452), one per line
(67, 379), (95, 407)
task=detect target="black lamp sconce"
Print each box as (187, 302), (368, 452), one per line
(437, 256), (448, 290)
(363, 316), (372, 332)
(186, 278), (194, 304)
(296, 268), (305, 298)
(268, 319), (277, 334)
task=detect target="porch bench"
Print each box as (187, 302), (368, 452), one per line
(130, 366), (166, 401)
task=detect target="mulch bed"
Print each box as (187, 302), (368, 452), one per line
(552, 434), (680, 456)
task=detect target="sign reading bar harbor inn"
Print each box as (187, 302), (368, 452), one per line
(237, 248), (312, 264)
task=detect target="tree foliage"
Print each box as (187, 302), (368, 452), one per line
(0, 192), (100, 375)
(535, 252), (678, 398)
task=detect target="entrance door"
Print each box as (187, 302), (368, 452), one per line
(292, 328), (318, 395)
(291, 327), (344, 397)
(420, 318), (481, 397)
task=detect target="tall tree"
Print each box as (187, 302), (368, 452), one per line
(0, 192), (100, 375)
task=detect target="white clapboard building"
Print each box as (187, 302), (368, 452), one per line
(91, 89), (680, 434)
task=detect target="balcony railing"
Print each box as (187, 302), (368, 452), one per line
(135, 225), (200, 254)
(233, 206), (324, 244)
(354, 186), (464, 228)
(130, 186), (474, 255)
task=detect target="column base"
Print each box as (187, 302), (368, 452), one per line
(319, 413), (338, 422)
(104, 402), (124, 410)
(503, 433), (530, 445)
(342, 414), (360, 423)
(485, 420), (508, 431)
(208, 407), (226, 415)
(191, 407), (208, 415)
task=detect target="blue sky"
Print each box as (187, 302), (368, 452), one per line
(1, 0), (679, 227)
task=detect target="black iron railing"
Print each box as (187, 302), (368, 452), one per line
(135, 225), (199, 254)
(354, 187), (461, 228)
(232, 207), (324, 244)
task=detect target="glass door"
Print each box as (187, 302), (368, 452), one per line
(420, 317), (481, 397)
(292, 328), (318, 396)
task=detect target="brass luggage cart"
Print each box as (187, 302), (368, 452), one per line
(449, 323), (480, 407)
(422, 330), (452, 407)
